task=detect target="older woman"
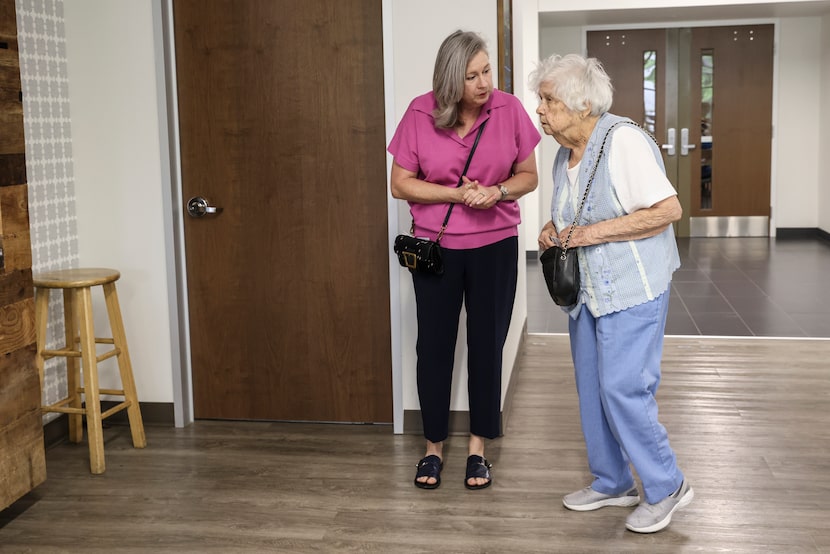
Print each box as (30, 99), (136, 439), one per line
(530, 54), (693, 533)
(388, 30), (540, 490)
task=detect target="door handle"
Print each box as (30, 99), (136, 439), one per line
(186, 196), (223, 218)
(680, 128), (696, 156)
(661, 128), (676, 156)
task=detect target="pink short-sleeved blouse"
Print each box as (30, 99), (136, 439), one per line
(388, 90), (541, 250)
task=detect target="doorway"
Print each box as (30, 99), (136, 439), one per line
(588, 24), (774, 237)
(170, 0), (393, 423)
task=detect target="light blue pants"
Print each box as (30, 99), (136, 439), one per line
(568, 292), (684, 504)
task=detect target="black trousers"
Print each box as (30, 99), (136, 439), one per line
(411, 236), (518, 442)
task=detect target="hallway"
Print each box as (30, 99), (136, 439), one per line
(528, 237), (830, 337)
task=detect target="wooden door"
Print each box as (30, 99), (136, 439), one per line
(588, 24), (774, 236)
(688, 25), (773, 219)
(587, 29), (669, 145)
(172, 0), (392, 422)
(588, 28), (684, 233)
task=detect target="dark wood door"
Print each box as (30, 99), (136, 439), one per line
(588, 24), (773, 231)
(688, 25), (773, 218)
(587, 28), (668, 145)
(588, 28), (682, 230)
(172, 0), (392, 422)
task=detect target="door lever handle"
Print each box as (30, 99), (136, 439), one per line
(680, 128), (696, 156)
(186, 196), (223, 218)
(661, 128), (676, 156)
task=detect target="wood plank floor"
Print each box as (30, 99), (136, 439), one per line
(2, 335), (829, 552)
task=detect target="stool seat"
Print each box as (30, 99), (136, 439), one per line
(34, 267), (145, 474)
(34, 268), (120, 289)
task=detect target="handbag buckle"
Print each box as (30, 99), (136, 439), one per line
(403, 251), (418, 269)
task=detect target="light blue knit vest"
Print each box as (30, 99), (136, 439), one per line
(551, 113), (680, 318)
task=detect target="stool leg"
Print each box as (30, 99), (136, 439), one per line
(34, 287), (50, 399)
(103, 282), (146, 449)
(77, 286), (106, 474)
(63, 289), (83, 443)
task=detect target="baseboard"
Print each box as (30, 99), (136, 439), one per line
(404, 409), (471, 436)
(42, 415), (70, 449)
(775, 227), (830, 242)
(99, 401), (175, 426)
(402, 321), (528, 436)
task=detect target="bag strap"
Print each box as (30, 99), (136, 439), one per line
(409, 121), (488, 241)
(561, 120), (651, 255)
(437, 120), (487, 241)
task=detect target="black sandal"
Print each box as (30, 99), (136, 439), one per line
(414, 455), (442, 489)
(465, 454), (492, 490)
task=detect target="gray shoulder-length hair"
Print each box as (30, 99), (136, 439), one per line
(528, 53), (613, 116)
(432, 30), (488, 129)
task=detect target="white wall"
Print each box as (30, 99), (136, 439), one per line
(775, 17), (822, 229)
(513, 0), (544, 252)
(821, 14), (830, 233)
(535, 26), (583, 240)
(63, 1), (175, 403)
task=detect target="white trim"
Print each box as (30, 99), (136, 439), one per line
(157, 0), (194, 427)
(769, 20), (780, 237)
(382, 0), (404, 434)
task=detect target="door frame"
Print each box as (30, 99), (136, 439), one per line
(579, 17), (781, 238)
(151, 0), (404, 430)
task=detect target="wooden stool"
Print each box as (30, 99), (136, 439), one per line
(33, 268), (146, 474)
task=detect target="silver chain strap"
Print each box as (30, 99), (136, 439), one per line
(560, 120), (657, 259)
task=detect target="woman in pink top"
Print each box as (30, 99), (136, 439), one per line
(389, 30), (540, 490)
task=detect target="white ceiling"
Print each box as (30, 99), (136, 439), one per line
(538, 1), (830, 27)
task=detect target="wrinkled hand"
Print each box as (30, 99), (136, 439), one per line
(557, 225), (589, 248)
(538, 222), (561, 250)
(461, 178), (498, 209)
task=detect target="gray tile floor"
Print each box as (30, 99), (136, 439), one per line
(527, 237), (830, 337)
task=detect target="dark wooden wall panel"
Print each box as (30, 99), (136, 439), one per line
(0, 0), (46, 511)
(0, 345), (45, 505)
(1, 184), (33, 270)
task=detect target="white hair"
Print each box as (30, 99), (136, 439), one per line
(528, 53), (613, 115)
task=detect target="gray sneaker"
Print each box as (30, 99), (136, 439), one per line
(625, 480), (694, 533)
(563, 485), (640, 511)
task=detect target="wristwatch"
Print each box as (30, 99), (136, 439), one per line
(499, 185), (509, 201)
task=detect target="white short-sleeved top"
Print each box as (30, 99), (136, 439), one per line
(566, 126), (677, 213)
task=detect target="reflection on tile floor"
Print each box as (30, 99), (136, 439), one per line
(527, 237), (830, 337)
